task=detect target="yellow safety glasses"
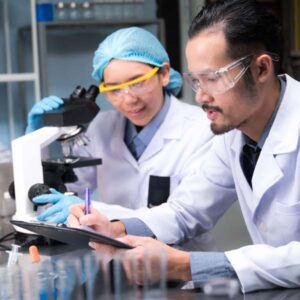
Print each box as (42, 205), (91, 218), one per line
(99, 67), (160, 93)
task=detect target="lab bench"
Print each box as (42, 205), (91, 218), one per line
(0, 217), (299, 300)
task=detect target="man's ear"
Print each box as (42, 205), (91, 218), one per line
(254, 54), (273, 83)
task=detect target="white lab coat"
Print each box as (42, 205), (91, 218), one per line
(67, 95), (216, 250)
(136, 75), (300, 292)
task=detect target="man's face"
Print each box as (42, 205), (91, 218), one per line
(185, 30), (260, 135)
(103, 60), (169, 127)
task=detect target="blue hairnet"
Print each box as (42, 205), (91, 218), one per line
(92, 27), (182, 96)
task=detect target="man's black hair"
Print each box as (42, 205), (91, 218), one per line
(188, 0), (282, 59)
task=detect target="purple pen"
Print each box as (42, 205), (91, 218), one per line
(84, 187), (91, 215)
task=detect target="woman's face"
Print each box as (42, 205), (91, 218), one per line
(102, 60), (170, 127)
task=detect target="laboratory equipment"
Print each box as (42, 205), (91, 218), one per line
(36, 1), (54, 22)
(55, 1), (68, 20)
(0, 264), (22, 299)
(202, 277), (240, 297)
(69, 1), (80, 20)
(82, 1), (93, 20)
(6, 244), (21, 267)
(29, 245), (41, 263)
(111, 248), (167, 299)
(0, 162), (15, 217)
(112, 251), (139, 299)
(82, 251), (112, 299)
(11, 85), (101, 236)
(56, 256), (84, 299)
(142, 248), (167, 299)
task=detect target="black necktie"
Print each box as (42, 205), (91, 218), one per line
(240, 143), (261, 188)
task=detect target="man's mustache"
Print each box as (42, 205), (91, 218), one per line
(202, 104), (223, 113)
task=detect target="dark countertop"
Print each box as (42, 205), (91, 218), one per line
(1, 217), (299, 300)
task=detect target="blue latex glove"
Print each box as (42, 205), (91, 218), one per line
(26, 96), (64, 134)
(33, 188), (83, 224)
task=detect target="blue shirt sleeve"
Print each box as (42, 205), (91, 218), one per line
(190, 252), (237, 287)
(121, 218), (156, 238)
(121, 219), (238, 288)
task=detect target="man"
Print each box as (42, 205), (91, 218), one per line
(68, 0), (300, 293)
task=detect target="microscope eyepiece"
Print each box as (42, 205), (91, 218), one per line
(67, 85), (99, 103)
(42, 84), (100, 127)
(85, 85), (99, 101)
(69, 86), (86, 100)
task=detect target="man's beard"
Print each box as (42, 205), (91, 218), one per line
(210, 122), (236, 135)
(208, 76), (258, 135)
(202, 104), (236, 135)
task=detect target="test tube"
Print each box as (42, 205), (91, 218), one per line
(0, 265), (22, 299)
(112, 250), (140, 300)
(82, 251), (112, 300)
(55, 256), (85, 300)
(26, 259), (57, 300)
(6, 244), (21, 267)
(142, 248), (167, 299)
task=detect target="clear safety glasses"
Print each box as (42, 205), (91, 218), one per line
(183, 52), (279, 95)
(99, 67), (160, 99)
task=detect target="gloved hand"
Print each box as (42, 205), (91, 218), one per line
(26, 96), (64, 134)
(33, 188), (83, 224)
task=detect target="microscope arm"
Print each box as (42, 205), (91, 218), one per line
(12, 126), (78, 226)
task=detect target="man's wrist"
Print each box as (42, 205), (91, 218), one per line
(168, 250), (192, 281)
(111, 220), (126, 237)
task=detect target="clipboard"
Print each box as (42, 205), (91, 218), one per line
(11, 220), (132, 249)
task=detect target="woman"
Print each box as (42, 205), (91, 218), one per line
(28, 27), (214, 250)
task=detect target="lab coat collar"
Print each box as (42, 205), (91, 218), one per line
(139, 94), (185, 163)
(231, 74), (300, 212)
(253, 75), (300, 202)
(110, 94), (184, 166)
(231, 74), (299, 156)
(264, 74), (299, 155)
(148, 93), (185, 140)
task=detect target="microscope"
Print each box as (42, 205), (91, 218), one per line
(11, 85), (102, 236)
